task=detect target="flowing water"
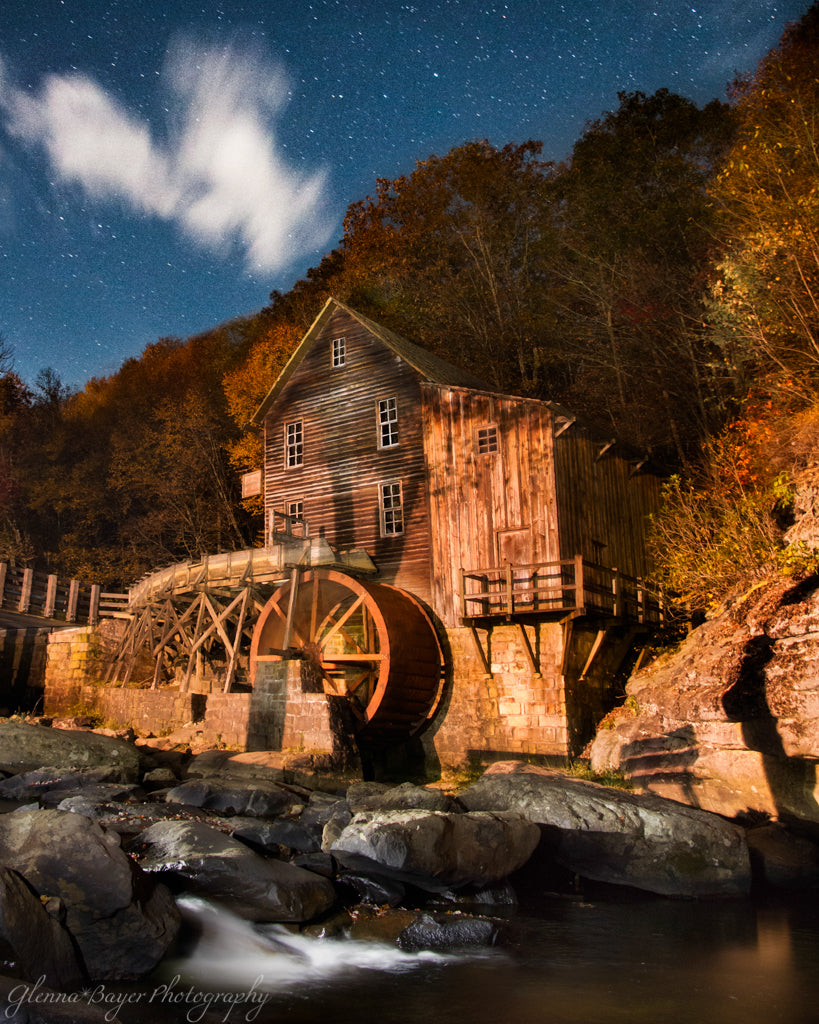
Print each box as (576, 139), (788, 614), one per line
(135, 889), (819, 1024)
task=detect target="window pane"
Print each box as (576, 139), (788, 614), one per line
(286, 421), (303, 467)
(380, 481), (404, 535)
(477, 424), (498, 455)
(332, 337), (346, 367)
(378, 397), (399, 447)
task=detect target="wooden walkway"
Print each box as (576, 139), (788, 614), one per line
(0, 563), (128, 626)
(459, 556), (665, 626)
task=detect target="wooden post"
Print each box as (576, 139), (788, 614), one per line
(611, 567), (620, 618)
(67, 580), (79, 623)
(505, 562), (513, 617)
(0, 562), (6, 609)
(19, 568), (33, 613)
(44, 574), (58, 619)
(89, 584), (100, 625)
(459, 568), (467, 620)
(573, 555), (585, 614)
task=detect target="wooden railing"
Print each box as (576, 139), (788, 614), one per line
(459, 556), (665, 626)
(0, 563), (129, 625)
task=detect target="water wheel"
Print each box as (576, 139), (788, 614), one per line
(249, 568), (444, 738)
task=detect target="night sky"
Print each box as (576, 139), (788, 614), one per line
(0, 0), (812, 389)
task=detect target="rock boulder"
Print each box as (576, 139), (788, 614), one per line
(330, 808), (540, 891)
(460, 762), (751, 897)
(0, 807), (179, 980)
(131, 819), (335, 922)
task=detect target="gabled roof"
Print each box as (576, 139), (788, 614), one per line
(251, 297), (495, 424)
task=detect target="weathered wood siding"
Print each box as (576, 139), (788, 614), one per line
(552, 429), (661, 579)
(422, 385), (561, 627)
(263, 309), (433, 603)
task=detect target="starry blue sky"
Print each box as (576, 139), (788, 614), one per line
(0, 0), (812, 389)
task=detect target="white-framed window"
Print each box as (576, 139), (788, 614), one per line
(285, 421), (303, 468)
(380, 480), (404, 536)
(332, 337), (346, 367)
(287, 499), (304, 521)
(476, 423), (499, 455)
(377, 397), (399, 448)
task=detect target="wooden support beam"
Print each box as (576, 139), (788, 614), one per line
(554, 415), (576, 438)
(596, 439), (615, 461)
(516, 622), (541, 677)
(469, 625), (492, 677)
(579, 629), (608, 681)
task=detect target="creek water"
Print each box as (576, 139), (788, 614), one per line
(137, 888), (819, 1024)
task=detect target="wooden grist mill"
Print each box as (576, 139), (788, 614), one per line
(92, 296), (667, 770)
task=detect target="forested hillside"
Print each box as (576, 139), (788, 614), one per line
(2, 5), (818, 598)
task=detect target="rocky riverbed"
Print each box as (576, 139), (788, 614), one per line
(1, 717), (818, 1022)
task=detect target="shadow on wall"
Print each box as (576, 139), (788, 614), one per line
(723, 633), (819, 828)
(0, 627), (49, 714)
(619, 725), (701, 805)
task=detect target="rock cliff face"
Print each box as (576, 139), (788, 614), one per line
(589, 575), (819, 825)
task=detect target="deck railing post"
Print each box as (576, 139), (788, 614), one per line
(611, 567), (620, 618)
(505, 562), (514, 616)
(67, 579), (79, 623)
(89, 584), (100, 625)
(459, 568), (467, 619)
(0, 562), (6, 609)
(45, 574), (58, 618)
(573, 554), (585, 614)
(19, 568), (33, 613)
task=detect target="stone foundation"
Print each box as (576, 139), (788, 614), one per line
(41, 616), (639, 774)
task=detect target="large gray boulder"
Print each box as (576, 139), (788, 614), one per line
(0, 807), (179, 980)
(460, 762), (751, 897)
(131, 819), (335, 922)
(164, 777), (300, 817)
(346, 781), (452, 813)
(0, 722), (141, 779)
(0, 866), (85, 990)
(330, 809), (540, 891)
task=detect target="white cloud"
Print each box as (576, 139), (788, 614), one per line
(0, 41), (334, 274)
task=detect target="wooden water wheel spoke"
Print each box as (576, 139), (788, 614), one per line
(320, 653), (384, 663)
(317, 595), (367, 654)
(265, 596), (308, 650)
(250, 568), (444, 736)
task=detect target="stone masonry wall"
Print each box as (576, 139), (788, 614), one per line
(423, 622), (571, 772)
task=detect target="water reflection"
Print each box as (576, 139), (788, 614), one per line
(149, 892), (819, 1024)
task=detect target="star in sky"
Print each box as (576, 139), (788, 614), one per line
(0, 0), (812, 388)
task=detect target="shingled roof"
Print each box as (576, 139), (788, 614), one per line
(251, 297), (494, 424)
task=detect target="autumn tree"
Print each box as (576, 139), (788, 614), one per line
(552, 89), (736, 460)
(337, 140), (561, 395)
(709, 3), (819, 395)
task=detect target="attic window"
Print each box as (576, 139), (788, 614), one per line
(332, 337), (346, 367)
(378, 397), (399, 448)
(285, 421), (303, 468)
(476, 424), (499, 455)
